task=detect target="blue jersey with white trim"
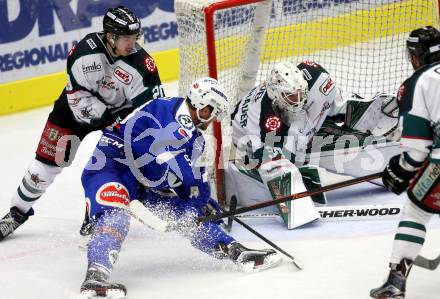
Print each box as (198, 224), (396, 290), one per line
(85, 97), (210, 204)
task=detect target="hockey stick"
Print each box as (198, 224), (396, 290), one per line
(229, 213), (303, 270)
(225, 196), (237, 232)
(200, 172), (384, 223)
(414, 254), (440, 270)
(222, 196), (302, 269)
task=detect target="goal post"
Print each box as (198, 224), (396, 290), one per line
(175, 0), (440, 204)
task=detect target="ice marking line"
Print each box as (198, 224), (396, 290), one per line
(0, 241), (77, 262)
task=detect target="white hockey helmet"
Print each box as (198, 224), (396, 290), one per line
(266, 62), (309, 117)
(187, 77), (229, 123)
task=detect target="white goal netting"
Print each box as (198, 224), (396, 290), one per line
(175, 0), (439, 201)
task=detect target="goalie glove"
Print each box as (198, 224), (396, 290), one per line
(383, 155), (417, 195)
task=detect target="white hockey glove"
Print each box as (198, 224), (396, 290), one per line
(68, 95), (108, 126)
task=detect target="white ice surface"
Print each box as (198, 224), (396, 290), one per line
(1, 81), (440, 299)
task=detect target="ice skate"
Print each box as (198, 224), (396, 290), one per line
(0, 207), (33, 241)
(80, 268), (126, 298)
(370, 259), (412, 298)
(224, 242), (282, 272)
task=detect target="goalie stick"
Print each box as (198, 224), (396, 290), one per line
(414, 254), (440, 271)
(200, 172), (384, 223)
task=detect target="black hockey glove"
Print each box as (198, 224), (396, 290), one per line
(202, 198), (224, 225)
(89, 109), (114, 129)
(382, 155), (417, 195)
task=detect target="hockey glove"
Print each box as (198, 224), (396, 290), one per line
(383, 155), (417, 195)
(202, 198), (224, 225)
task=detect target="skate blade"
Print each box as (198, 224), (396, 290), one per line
(80, 289), (126, 299)
(239, 254), (283, 273)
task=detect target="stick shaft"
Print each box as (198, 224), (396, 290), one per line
(201, 172), (383, 223)
(231, 216), (302, 269)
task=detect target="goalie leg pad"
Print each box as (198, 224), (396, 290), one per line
(262, 160), (320, 229)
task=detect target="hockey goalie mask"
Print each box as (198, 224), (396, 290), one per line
(187, 77), (229, 128)
(266, 62), (309, 122)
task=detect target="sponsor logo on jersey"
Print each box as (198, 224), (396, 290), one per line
(144, 56), (157, 72)
(99, 135), (124, 149)
(96, 183), (130, 208)
(193, 82), (199, 89)
(264, 116), (282, 132)
(114, 67), (133, 84)
(319, 77), (335, 95)
(82, 61), (102, 73)
(86, 38), (97, 49)
(177, 114), (193, 130)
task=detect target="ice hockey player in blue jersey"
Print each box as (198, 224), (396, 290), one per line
(79, 78), (282, 298)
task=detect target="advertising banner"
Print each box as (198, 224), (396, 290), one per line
(0, 0), (177, 84)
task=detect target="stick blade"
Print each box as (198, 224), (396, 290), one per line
(414, 254), (440, 271)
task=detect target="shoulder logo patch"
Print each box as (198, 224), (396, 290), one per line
(86, 38), (97, 50)
(264, 116), (282, 132)
(144, 57), (157, 72)
(178, 114), (193, 130)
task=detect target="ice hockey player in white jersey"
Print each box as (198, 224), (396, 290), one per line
(370, 26), (440, 299)
(0, 6), (164, 241)
(226, 61), (399, 229)
(79, 78), (282, 298)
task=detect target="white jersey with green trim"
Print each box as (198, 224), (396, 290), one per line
(65, 32), (163, 124)
(231, 61), (347, 162)
(397, 61), (440, 164)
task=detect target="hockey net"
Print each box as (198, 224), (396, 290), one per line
(175, 0), (440, 204)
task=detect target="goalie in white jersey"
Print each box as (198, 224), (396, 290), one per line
(370, 26), (440, 299)
(226, 61), (399, 229)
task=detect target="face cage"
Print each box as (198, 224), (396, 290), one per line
(197, 105), (227, 124)
(279, 89), (308, 114)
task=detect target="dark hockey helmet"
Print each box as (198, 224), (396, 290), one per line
(406, 26), (440, 65)
(103, 6), (141, 37)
